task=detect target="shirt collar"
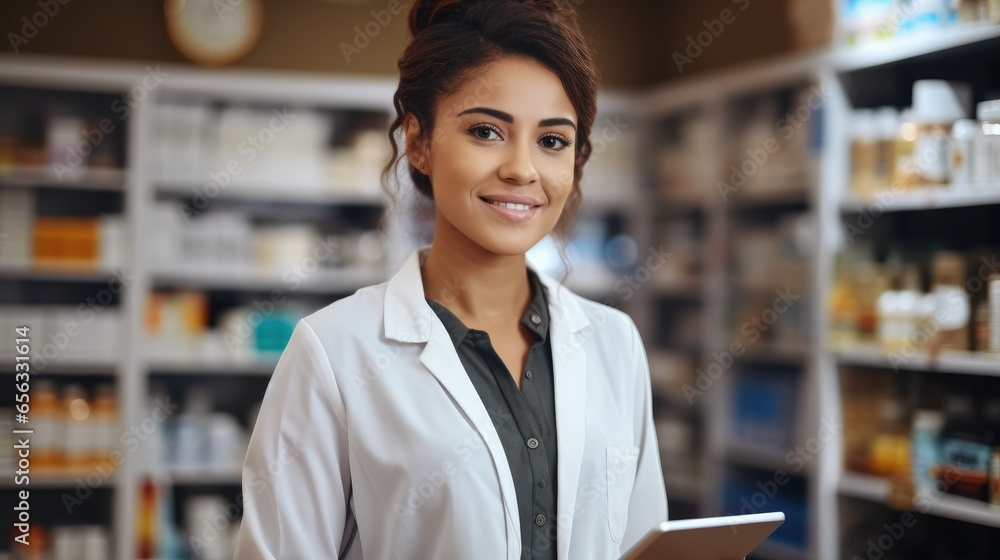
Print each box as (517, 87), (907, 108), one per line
(425, 267), (550, 348)
(384, 244), (590, 344)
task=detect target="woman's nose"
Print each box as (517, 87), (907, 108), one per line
(498, 140), (539, 185)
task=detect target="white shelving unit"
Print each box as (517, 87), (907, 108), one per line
(839, 472), (1000, 529)
(638, 50), (834, 560)
(637, 18), (1000, 560)
(0, 54), (408, 560)
(823, 17), (1000, 560)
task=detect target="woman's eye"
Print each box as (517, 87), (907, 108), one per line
(541, 135), (571, 150)
(470, 125), (500, 141)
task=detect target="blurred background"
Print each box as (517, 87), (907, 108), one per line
(0, 0), (999, 558)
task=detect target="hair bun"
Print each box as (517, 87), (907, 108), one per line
(408, 0), (564, 38)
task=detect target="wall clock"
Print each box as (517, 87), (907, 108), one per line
(164, 0), (265, 66)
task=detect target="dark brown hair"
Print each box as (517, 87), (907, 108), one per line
(379, 0), (600, 270)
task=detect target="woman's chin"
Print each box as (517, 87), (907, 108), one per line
(472, 231), (543, 257)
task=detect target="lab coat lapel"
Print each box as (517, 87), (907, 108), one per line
(384, 245), (522, 558)
(531, 264), (591, 560)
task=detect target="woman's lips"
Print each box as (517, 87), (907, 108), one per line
(480, 197), (542, 223)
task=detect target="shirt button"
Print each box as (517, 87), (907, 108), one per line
(530, 314), (541, 324)
(535, 514), (546, 526)
(527, 437), (539, 449)
(539, 481), (547, 488)
(525, 370), (532, 379)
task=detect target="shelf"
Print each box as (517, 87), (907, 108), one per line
(841, 187), (1000, 213)
(730, 188), (811, 209)
(739, 345), (809, 366)
(151, 265), (387, 294)
(722, 442), (803, 474)
(834, 23), (1000, 71)
(160, 467), (242, 485)
(0, 166), (126, 191)
(148, 358), (278, 376)
(0, 471), (118, 488)
(838, 471), (892, 501)
(658, 191), (705, 213)
(155, 181), (384, 206)
(653, 278), (702, 299)
(839, 472), (1000, 529)
(0, 361), (118, 376)
(835, 344), (1000, 378)
(0, 263), (122, 283)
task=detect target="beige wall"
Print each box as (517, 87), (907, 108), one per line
(0, 0), (803, 88)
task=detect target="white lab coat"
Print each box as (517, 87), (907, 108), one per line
(234, 244), (668, 560)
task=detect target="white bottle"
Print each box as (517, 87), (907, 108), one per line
(950, 119), (977, 187)
(912, 80), (970, 185)
(973, 99), (1000, 188)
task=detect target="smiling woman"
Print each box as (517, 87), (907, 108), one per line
(405, 57), (578, 254)
(234, 1), (668, 559)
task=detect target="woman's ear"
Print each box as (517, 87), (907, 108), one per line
(403, 113), (428, 174)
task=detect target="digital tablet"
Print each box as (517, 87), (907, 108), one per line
(619, 512), (785, 560)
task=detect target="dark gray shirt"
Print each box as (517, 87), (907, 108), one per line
(425, 268), (558, 560)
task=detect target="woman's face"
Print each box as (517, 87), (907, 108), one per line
(406, 56), (578, 257)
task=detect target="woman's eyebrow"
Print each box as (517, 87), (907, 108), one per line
(457, 106), (576, 131)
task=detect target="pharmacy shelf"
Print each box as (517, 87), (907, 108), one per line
(838, 472), (1000, 529)
(0, 360), (117, 376)
(840, 187), (1000, 213)
(161, 467), (242, 486)
(730, 187), (811, 209)
(0, 166), (126, 191)
(150, 265), (387, 294)
(641, 55), (830, 560)
(657, 192), (705, 213)
(653, 278), (702, 299)
(833, 23), (1000, 72)
(721, 442), (813, 475)
(147, 358), (278, 376)
(0, 471), (118, 489)
(155, 181), (385, 206)
(739, 345), (810, 366)
(837, 471), (891, 501)
(835, 344), (1000, 378)
(25, 362), (119, 376)
(0, 263), (123, 283)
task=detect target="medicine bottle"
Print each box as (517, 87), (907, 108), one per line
(973, 99), (1000, 187)
(912, 80), (969, 185)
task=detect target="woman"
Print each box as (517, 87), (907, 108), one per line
(234, 0), (667, 558)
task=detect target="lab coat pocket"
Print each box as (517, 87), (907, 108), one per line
(606, 444), (640, 544)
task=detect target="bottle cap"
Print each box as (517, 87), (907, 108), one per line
(912, 80), (970, 124)
(977, 99), (1000, 121)
(913, 409), (945, 432)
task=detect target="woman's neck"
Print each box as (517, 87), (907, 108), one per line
(421, 227), (532, 327)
